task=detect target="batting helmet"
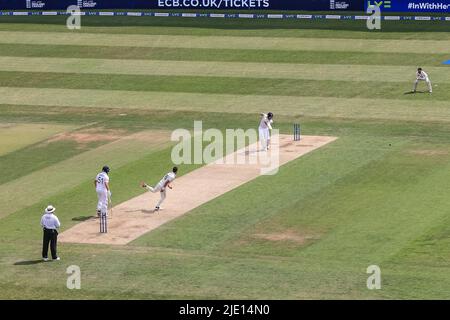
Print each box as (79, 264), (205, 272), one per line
(102, 165), (110, 174)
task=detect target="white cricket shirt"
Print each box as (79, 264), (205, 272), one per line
(95, 172), (109, 192)
(417, 71), (429, 81)
(159, 172), (176, 187)
(259, 114), (273, 130)
(41, 213), (61, 230)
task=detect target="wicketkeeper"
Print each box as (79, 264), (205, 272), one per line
(413, 67), (432, 93)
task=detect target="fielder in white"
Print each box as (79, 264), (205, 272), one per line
(141, 166), (178, 212)
(94, 165), (111, 217)
(259, 112), (273, 151)
(413, 67), (432, 93)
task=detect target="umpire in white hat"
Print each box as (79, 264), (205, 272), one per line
(40, 205), (61, 261)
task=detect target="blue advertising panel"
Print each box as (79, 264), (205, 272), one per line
(365, 0), (450, 12)
(0, 0), (363, 11)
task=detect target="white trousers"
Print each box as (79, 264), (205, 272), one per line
(96, 189), (108, 215)
(413, 79), (432, 92)
(146, 183), (166, 208)
(259, 127), (270, 150)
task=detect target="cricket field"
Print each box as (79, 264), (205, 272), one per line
(0, 13), (449, 299)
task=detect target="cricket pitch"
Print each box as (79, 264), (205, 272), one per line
(59, 134), (337, 245)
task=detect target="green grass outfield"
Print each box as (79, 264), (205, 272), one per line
(0, 14), (449, 299)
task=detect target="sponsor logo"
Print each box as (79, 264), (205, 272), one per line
(414, 15), (431, 19)
(330, 0), (350, 9)
(77, 0), (97, 8)
(127, 12), (142, 16)
(26, 0), (46, 9)
(238, 14), (254, 18)
(367, 0), (392, 9)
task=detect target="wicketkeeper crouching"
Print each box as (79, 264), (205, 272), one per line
(413, 67), (432, 93)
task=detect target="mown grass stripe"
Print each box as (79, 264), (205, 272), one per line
(0, 44), (448, 67)
(0, 123), (73, 157)
(0, 87), (448, 123)
(0, 31), (448, 53)
(0, 43), (448, 66)
(0, 124), (121, 185)
(0, 71), (447, 101)
(0, 56), (448, 83)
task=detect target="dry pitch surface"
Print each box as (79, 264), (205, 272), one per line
(59, 135), (337, 245)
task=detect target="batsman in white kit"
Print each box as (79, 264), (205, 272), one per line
(413, 67), (432, 93)
(141, 166), (178, 212)
(94, 165), (111, 217)
(259, 112), (273, 151)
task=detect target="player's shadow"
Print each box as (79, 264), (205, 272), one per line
(123, 209), (156, 214)
(72, 216), (93, 221)
(404, 91), (427, 95)
(14, 260), (44, 265)
(244, 149), (264, 155)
